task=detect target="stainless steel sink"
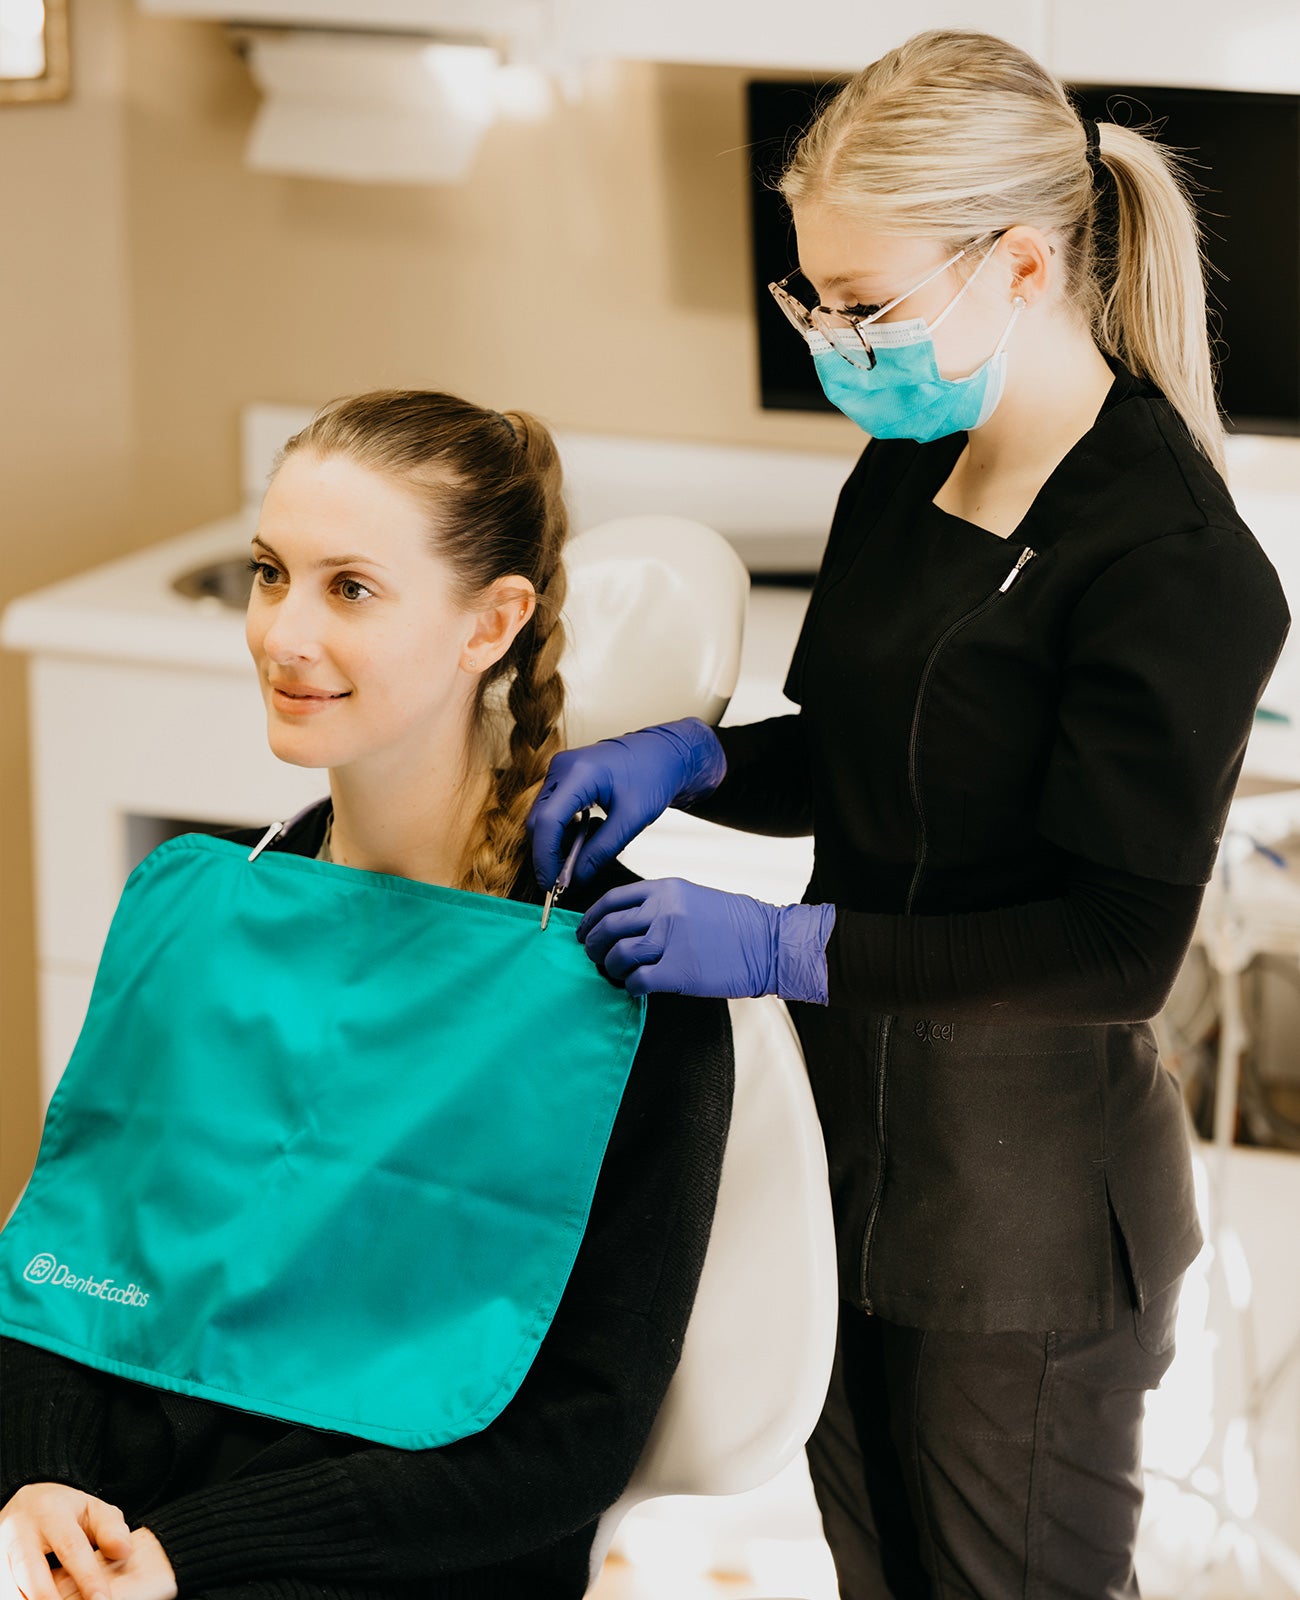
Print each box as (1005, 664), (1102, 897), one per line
(171, 556), (254, 611)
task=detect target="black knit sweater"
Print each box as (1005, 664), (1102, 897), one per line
(0, 798), (735, 1599)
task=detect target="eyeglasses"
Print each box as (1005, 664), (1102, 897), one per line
(768, 230), (1007, 370)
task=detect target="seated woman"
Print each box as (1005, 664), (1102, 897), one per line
(0, 390), (735, 1600)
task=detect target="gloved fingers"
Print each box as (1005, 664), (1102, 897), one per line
(565, 803), (649, 887)
(574, 881), (653, 944)
(528, 727), (708, 887)
(599, 931), (667, 982)
(527, 754), (613, 886)
(576, 899), (657, 967)
(624, 960), (684, 997)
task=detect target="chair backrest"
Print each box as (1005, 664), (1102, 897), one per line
(557, 514), (836, 1587)
(585, 993), (839, 1588)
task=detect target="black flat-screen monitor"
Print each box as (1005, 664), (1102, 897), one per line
(748, 79), (1300, 435)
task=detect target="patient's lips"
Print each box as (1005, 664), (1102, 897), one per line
(270, 680), (352, 712)
(271, 681), (349, 696)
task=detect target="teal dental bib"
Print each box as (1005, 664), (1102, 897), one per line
(0, 833), (646, 1449)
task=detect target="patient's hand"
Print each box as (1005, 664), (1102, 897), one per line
(1, 1482), (136, 1600)
(48, 1525), (176, 1600)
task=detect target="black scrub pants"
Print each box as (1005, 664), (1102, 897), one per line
(805, 1221), (1182, 1599)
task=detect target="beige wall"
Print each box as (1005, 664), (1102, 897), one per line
(1, 0), (137, 1217)
(1, 6), (857, 1217)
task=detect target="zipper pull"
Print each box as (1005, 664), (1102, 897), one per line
(999, 545), (1036, 593)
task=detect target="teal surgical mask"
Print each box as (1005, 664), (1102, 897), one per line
(808, 243), (1026, 443)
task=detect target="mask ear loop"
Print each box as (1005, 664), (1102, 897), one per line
(926, 235), (1002, 334)
(990, 295), (1027, 359)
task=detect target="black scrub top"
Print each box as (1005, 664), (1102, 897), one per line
(696, 352), (1291, 1332)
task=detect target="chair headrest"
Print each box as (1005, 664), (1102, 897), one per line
(559, 515), (750, 748)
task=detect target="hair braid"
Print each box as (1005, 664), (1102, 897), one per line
(461, 410), (569, 898)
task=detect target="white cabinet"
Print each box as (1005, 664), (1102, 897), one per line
(559, 0), (1300, 90)
(559, 0), (1045, 71)
(134, 0), (1300, 95)
(1047, 0), (1300, 93)
(136, 0), (1044, 58)
(136, 0), (532, 30)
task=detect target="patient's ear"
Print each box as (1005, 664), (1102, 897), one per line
(461, 575), (537, 674)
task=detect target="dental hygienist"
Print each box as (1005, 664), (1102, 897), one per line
(528, 27), (1291, 1600)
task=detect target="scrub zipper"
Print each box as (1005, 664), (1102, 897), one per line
(858, 541), (1036, 1313)
(859, 1012), (893, 1308)
(904, 543), (1036, 915)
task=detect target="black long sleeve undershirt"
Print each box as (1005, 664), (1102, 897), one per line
(823, 856), (1205, 1023)
(681, 716), (812, 836)
(686, 714), (1206, 1024)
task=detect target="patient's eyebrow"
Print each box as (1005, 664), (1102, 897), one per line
(251, 535), (390, 571)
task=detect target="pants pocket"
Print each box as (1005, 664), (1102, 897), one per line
(1133, 1268), (1183, 1359)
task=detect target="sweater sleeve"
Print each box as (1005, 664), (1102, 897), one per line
(823, 847), (1206, 1023)
(138, 986), (734, 1592)
(0, 1338), (110, 1505)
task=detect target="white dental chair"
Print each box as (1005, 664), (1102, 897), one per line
(584, 993), (839, 1592)
(562, 516), (840, 1596)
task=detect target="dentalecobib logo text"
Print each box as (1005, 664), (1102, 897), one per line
(22, 1252), (149, 1306)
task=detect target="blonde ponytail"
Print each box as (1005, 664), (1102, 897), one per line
(1087, 122), (1225, 475)
(780, 29), (1227, 475)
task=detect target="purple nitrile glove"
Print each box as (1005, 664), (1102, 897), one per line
(574, 877), (837, 1003)
(527, 718), (727, 890)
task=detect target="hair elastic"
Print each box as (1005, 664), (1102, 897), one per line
(1080, 115), (1120, 260)
(1083, 117), (1104, 184)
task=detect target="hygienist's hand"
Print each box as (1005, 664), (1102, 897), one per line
(0, 1482), (139, 1600)
(575, 877), (837, 1004)
(48, 1526), (176, 1600)
(527, 719), (726, 889)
